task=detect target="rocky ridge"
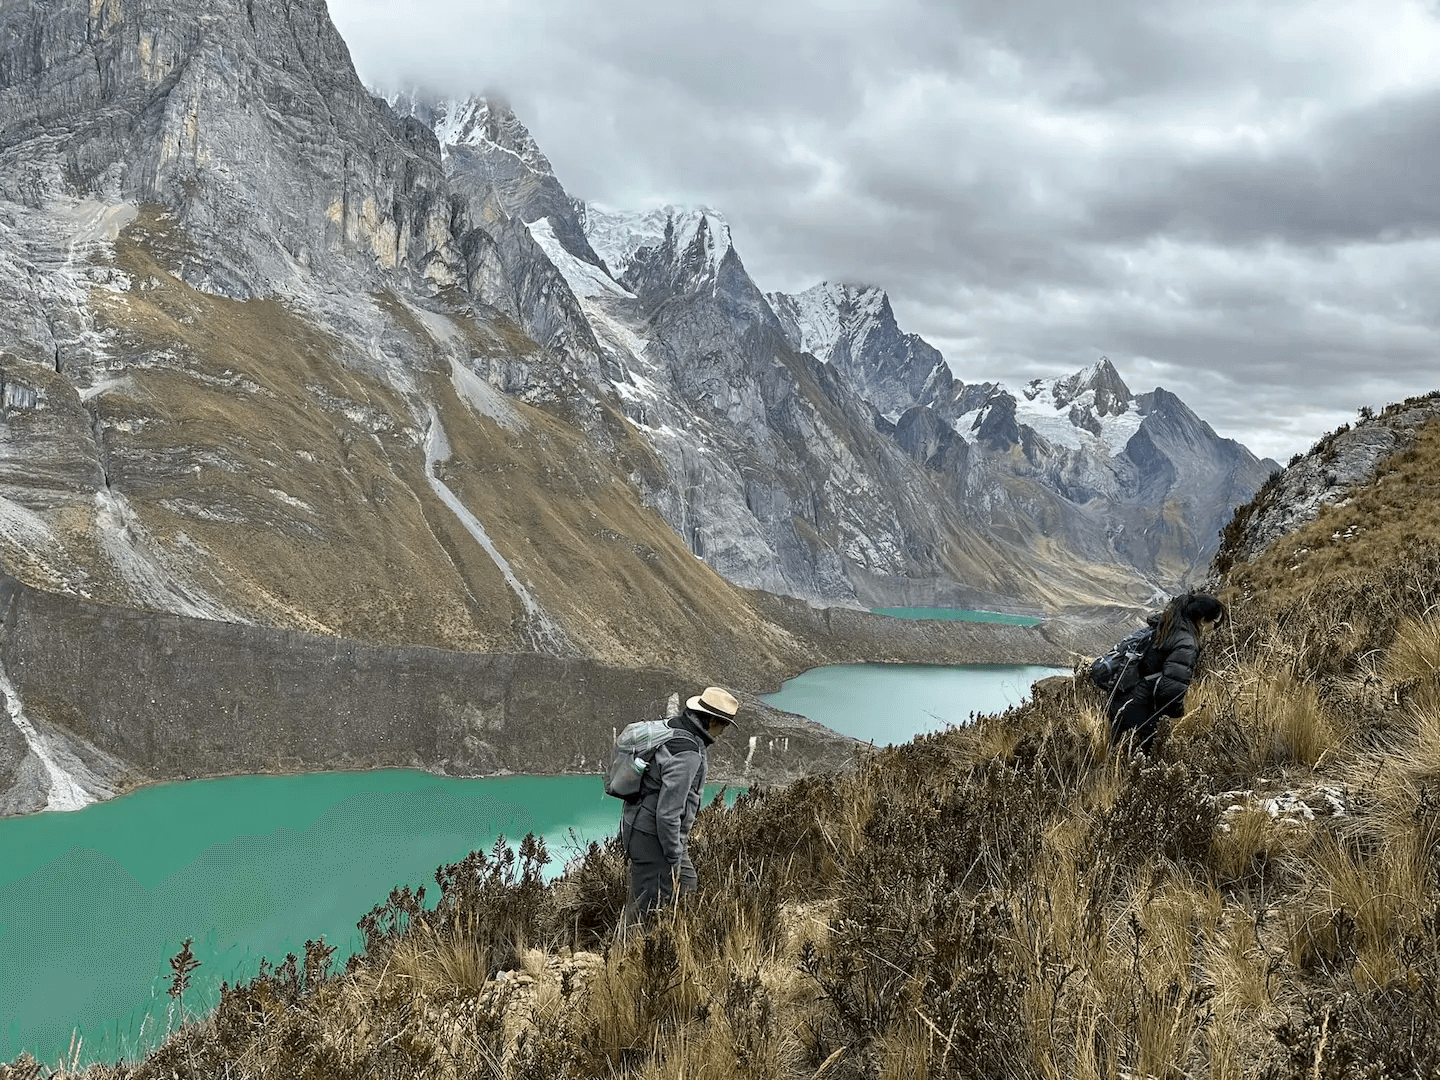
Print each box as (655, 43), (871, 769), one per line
(768, 282), (951, 421)
(1216, 393), (1440, 571)
(764, 279), (1279, 584)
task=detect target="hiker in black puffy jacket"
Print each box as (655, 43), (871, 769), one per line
(620, 686), (739, 923)
(1108, 592), (1225, 754)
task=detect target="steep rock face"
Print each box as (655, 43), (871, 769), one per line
(0, 571), (1077, 813)
(588, 206), (932, 600)
(0, 0), (458, 297)
(892, 405), (970, 478)
(389, 92), (604, 271)
(768, 282), (952, 419)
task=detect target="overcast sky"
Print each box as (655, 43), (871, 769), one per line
(329, 0), (1440, 462)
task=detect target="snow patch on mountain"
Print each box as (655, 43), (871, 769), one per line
(528, 218), (632, 300)
(388, 92), (553, 173)
(584, 204), (731, 280)
(940, 356), (1141, 456)
(950, 384), (1142, 455)
(1017, 389), (1142, 455)
(768, 282), (888, 363)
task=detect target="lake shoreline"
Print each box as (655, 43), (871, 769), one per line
(1, 572), (1129, 816)
(1, 662), (1071, 1065)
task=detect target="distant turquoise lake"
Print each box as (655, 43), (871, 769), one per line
(761, 662), (1064, 745)
(1, 662), (1061, 1067)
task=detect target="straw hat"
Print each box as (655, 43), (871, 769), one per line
(686, 686), (740, 725)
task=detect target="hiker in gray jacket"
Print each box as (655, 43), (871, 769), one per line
(620, 686), (739, 921)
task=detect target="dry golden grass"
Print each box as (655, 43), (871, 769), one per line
(1227, 414), (1440, 614)
(45, 397), (1440, 1080)
(1386, 615), (1440, 683)
(1282, 830), (1424, 990)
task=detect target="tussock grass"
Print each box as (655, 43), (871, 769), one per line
(30, 406), (1440, 1079)
(1386, 615), (1440, 683)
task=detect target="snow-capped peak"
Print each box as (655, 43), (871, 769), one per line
(387, 90), (553, 173)
(1025, 356), (1132, 416)
(987, 360), (1139, 454)
(584, 204), (732, 280)
(766, 281), (890, 364)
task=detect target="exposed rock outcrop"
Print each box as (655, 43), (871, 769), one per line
(1217, 393), (1440, 571)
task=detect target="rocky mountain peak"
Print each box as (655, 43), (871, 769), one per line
(767, 280), (953, 421)
(1023, 357), (1133, 418)
(388, 91), (553, 173)
(1054, 356), (1132, 416)
(389, 87), (601, 270)
(583, 204), (733, 284)
(766, 281), (890, 365)
(1, 0), (461, 298)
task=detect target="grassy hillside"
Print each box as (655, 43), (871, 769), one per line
(12, 409), (1440, 1079)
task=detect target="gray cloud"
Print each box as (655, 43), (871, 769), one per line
(330, 0), (1440, 462)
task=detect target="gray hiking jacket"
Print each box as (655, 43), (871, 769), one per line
(622, 712), (711, 866)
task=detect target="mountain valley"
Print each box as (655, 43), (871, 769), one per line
(0, 0), (1271, 812)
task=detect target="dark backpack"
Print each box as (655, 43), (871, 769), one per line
(1089, 624), (1156, 693)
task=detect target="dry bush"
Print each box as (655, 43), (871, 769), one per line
(1096, 760), (1218, 875)
(1265, 909), (1440, 1080)
(543, 834), (629, 950)
(568, 902), (809, 1080)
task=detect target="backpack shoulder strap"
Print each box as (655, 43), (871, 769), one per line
(660, 731), (702, 757)
(645, 721), (702, 759)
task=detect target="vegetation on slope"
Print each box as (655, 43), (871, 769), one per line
(9, 413), (1440, 1080)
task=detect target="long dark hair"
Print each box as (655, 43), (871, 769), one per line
(1155, 590), (1226, 647)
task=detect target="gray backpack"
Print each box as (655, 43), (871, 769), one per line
(604, 719), (687, 802)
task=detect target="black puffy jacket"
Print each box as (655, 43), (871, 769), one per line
(1108, 615), (1203, 723)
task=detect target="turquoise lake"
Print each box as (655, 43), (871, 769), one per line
(760, 662), (1064, 745)
(0, 660), (1061, 1066)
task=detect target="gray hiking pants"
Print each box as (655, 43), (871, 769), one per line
(622, 824), (697, 922)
